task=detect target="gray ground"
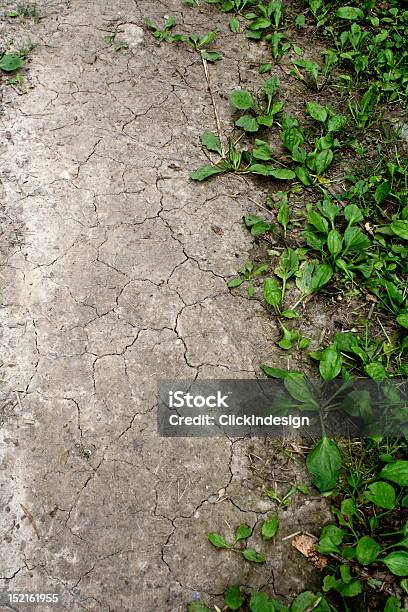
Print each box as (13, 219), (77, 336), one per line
(0, 2), (331, 610)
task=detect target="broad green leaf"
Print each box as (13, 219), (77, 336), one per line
(365, 481), (396, 509)
(315, 149), (333, 175)
(263, 277), (281, 307)
(235, 115), (259, 132)
(291, 592), (328, 612)
(337, 579), (362, 597)
(374, 181), (391, 205)
(295, 166), (313, 185)
(263, 76), (280, 100)
(294, 58), (318, 80)
(341, 390), (372, 420)
(307, 210), (328, 233)
(229, 89), (255, 110)
(229, 17), (240, 33)
(364, 361), (387, 381)
(200, 131), (222, 155)
(390, 220), (408, 240)
(249, 591), (278, 612)
(379, 461), (408, 486)
(242, 548), (266, 563)
(281, 309), (298, 319)
(382, 551), (408, 576)
(275, 248), (299, 281)
(397, 537), (408, 550)
(277, 199), (290, 235)
(261, 514), (279, 540)
(356, 536), (381, 565)
(310, 264), (333, 292)
(0, 53), (23, 72)
(344, 204), (363, 225)
(228, 277), (244, 288)
(188, 603), (211, 612)
(261, 365), (298, 379)
(252, 139), (273, 161)
(248, 17), (271, 30)
(247, 164), (274, 176)
(319, 345), (342, 380)
(303, 229), (326, 250)
(282, 126), (304, 152)
(269, 101), (284, 115)
(344, 226), (370, 251)
(336, 6), (364, 20)
(327, 229), (342, 257)
(318, 524), (345, 554)
(235, 523), (252, 542)
(251, 221), (273, 236)
(284, 374), (316, 404)
(269, 168), (296, 180)
(306, 436), (342, 492)
(319, 198), (340, 223)
(396, 314), (408, 329)
(299, 337), (310, 349)
(198, 30), (218, 47)
(208, 532), (230, 549)
(201, 51), (222, 62)
(306, 101), (328, 122)
(384, 597), (403, 612)
(341, 498), (356, 516)
(257, 114), (274, 127)
(292, 145), (307, 163)
(327, 114), (347, 132)
(190, 165), (226, 181)
(296, 260), (314, 295)
(334, 332), (365, 360)
(224, 585), (244, 610)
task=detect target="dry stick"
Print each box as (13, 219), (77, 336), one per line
(15, 391), (23, 411)
(247, 196), (274, 217)
(200, 53), (225, 157)
(20, 504), (40, 540)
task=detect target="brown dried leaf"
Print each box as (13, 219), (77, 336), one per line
(292, 533), (327, 570)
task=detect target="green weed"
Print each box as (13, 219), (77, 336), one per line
(8, 2), (41, 22)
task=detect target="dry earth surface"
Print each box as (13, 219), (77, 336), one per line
(0, 1), (331, 610)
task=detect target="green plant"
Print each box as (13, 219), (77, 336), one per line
(314, 443), (408, 605)
(227, 258), (268, 296)
(8, 2), (41, 22)
(0, 52), (24, 72)
(144, 16), (183, 43)
(229, 76), (283, 131)
(103, 30), (129, 51)
(207, 523), (266, 563)
(307, 0), (408, 104)
(145, 17), (222, 60)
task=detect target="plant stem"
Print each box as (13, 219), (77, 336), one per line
(200, 53), (225, 157)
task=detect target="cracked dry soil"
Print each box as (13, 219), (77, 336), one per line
(0, 1), (331, 610)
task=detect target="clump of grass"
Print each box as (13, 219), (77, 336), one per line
(8, 3), (41, 23)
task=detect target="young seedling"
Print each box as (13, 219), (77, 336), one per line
(144, 16), (184, 43)
(228, 259), (268, 297)
(207, 523), (266, 564)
